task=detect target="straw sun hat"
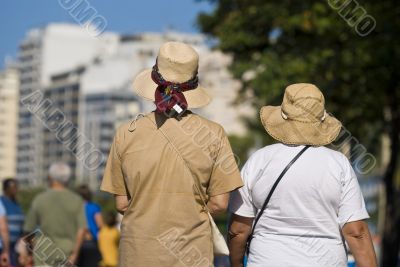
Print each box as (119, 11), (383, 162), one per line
(260, 83), (342, 146)
(133, 42), (211, 109)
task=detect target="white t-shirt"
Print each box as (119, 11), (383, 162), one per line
(229, 144), (369, 267)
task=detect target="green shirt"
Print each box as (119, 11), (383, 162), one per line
(24, 189), (86, 265)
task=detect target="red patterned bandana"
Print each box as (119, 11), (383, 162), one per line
(151, 63), (198, 114)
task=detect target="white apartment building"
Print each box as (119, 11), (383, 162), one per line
(17, 23), (119, 185)
(42, 66), (84, 181)
(0, 65), (19, 181)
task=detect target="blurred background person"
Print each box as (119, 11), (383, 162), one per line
(23, 162), (86, 266)
(15, 239), (33, 267)
(0, 0), (397, 265)
(76, 184), (103, 267)
(98, 212), (119, 267)
(1, 178), (24, 267)
(0, 200), (10, 267)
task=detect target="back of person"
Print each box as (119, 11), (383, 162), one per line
(98, 212), (119, 267)
(85, 201), (101, 240)
(229, 84), (376, 267)
(231, 143), (367, 266)
(102, 112), (242, 266)
(102, 41), (243, 266)
(24, 189), (85, 256)
(98, 226), (119, 267)
(0, 196), (24, 244)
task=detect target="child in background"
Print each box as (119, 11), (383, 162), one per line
(15, 240), (33, 267)
(98, 212), (119, 267)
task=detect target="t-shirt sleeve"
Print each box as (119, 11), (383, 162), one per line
(338, 156), (369, 228)
(229, 159), (257, 218)
(207, 128), (243, 196)
(0, 200), (6, 217)
(94, 204), (102, 214)
(100, 132), (128, 196)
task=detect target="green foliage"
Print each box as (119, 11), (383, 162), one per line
(198, 0), (399, 158)
(94, 192), (115, 214)
(198, 0), (400, 264)
(17, 188), (45, 214)
(228, 135), (255, 166)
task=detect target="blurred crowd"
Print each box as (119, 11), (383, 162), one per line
(0, 162), (120, 267)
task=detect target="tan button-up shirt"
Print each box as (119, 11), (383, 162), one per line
(101, 112), (243, 267)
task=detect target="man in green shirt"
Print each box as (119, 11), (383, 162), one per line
(23, 162), (86, 266)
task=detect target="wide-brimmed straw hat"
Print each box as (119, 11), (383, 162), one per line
(260, 83), (342, 146)
(132, 42), (211, 109)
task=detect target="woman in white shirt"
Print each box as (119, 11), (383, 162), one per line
(228, 83), (377, 267)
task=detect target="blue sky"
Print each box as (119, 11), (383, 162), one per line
(0, 0), (214, 68)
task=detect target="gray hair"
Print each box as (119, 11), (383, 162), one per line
(48, 162), (71, 184)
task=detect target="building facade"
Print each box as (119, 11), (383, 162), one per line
(42, 67), (84, 180)
(16, 23), (119, 185)
(0, 65), (19, 181)
(16, 23), (252, 187)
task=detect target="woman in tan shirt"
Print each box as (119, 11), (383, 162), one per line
(101, 42), (243, 267)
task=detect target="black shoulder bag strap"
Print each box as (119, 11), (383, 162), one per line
(245, 145), (311, 255)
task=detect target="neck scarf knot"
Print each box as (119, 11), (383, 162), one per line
(151, 63), (198, 114)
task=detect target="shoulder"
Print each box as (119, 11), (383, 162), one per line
(256, 143), (286, 155)
(246, 143), (285, 165)
(0, 198), (5, 213)
(64, 190), (84, 204)
(314, 146), (350, 166)
(30, 190), (49, 209)
(241, 144), (284, 180)
(190, 113), (225, 131)
(310, 147), (354, 181)
(34, 190), (51, 202)
(317, 146), (346, 157)
(0, 196), (7, 206)
(88, 202), (101, 212)
(113, 113), (153, 142)
(188, 113), (226, 138)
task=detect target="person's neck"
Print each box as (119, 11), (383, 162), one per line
(50, 182), (67, 191)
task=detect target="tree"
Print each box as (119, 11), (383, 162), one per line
(197, 0), (400, 265)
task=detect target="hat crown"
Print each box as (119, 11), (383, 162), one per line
(157, 42), (199, 83)
(281, 83), (326, 123)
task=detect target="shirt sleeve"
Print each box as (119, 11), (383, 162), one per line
(338, 156), (369, 228)
(0, 200), (6, 217)
(229, 159), (257, 218)
(207, 128), (243, 196)
(100, 132), (128, 196)
(94, 204), (102, 214)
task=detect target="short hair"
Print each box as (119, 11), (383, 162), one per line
(76, 184), (92, 202)
(104, 211), (117, 227)
(48, 162), (71, 184)
(3, 178), (17, 191)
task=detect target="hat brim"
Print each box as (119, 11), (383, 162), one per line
(260, 106), (342, 146)
(132, 69), (212, 108)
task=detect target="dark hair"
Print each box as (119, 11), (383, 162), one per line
(3, 178), (17, 192)
(104, 211), (117, 227)
(76, 184), (92, 202)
